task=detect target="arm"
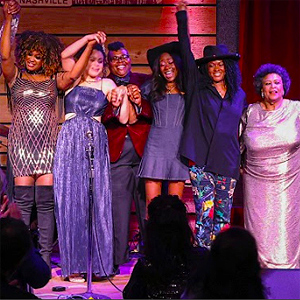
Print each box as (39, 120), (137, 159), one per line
(176, 1), (201, 99)
(0, 2), (17, 84)
(56, 33), (105, 90)
(108, 85), (130, 124)
(61, 31), (106, 71)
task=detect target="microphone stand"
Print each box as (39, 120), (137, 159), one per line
(68, 130), (110, 299)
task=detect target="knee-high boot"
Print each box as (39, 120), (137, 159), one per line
(35, 185), (55, 269)
(13, 185), (35, 227)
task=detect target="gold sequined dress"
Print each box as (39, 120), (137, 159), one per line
(240, 99), (300, 268)
(8, 74), (59, 177)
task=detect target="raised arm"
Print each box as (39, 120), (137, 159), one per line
(0, 1), (19, 84)
(175, 1), (200, 96)
(61, 31), (106, 71)
(57, 32), (105, 91)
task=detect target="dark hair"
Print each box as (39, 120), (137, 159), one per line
(107, 41), (125, 51)
(150, 52), (184, 102)
(15, 30), (64, 77)
(1, 217), (32, 277)
(203, 227), (265, 299)
(145, 195), (195, 280)
(253, 63), (291, 96)
(74, 43), (107, 77)
(198, 58), (242, 99)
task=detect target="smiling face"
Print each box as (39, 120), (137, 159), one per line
(261, 73), (284, 103)
(159, 52), (178, 83)
(207, 59), (226, 84)
(25, 50), (43, 73)
(108, 48), (131, 78)
(85, 49), (104, 79)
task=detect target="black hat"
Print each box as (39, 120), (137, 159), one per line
(195, 44), (240, 66)
(147, 42), (181, 70)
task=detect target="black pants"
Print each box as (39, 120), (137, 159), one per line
(111, 136), (146, 266)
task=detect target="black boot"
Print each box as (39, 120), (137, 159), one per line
(35, 185), (55, 269)
(13, 185), (35, 227)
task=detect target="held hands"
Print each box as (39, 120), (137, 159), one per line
(109, 85), (128, 108)
(127, 84), (142, 107)
(86, 31), (106, 47)
(176, 0), (187, 12)
(1, 0), (21, 18)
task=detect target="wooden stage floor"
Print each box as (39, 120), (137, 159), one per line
(33, 252), (137, 299)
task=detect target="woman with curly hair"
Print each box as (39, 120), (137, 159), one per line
(0, 2), (97, 268)
(175, 1), (247, 249)
(240, 63), (300, 268)
(137, 42), (189, 205)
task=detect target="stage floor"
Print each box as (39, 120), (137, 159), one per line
(33, 252), (137, 299)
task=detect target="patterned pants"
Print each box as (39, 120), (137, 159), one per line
(189, 165), (237, 248)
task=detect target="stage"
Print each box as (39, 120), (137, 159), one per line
(33, 252), (137, 299)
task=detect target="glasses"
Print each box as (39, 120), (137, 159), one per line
(110, 54), (130, 63)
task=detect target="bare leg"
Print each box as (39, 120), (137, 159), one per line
(168, 181), (185, 199)
(145, 179), (162, 218)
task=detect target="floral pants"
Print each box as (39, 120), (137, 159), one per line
(189, 165), (237, 248)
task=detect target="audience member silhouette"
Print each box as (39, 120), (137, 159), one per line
(182, 227), (265, 299)
(0, 217), (42, 298)
(123, 194), (208, 299)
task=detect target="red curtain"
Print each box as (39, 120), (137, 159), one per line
(239, 0), (300, 104)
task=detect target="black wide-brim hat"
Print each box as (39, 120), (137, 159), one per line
(195, 44), (240, 66)
(147, 41), (181, 70)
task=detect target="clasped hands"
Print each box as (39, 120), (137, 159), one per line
(109, 84), (141, 109)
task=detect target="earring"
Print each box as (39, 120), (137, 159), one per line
(261, 91), (264, 99)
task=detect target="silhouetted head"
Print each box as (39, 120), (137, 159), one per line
(1, 217), (32, 279)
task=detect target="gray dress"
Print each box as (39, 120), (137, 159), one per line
(240, 99), (300, 268)
(138, 92), (189, 180)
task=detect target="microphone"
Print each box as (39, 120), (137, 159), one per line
(86, 130), (93, 140)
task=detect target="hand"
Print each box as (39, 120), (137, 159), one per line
(0, 195), (22, 219)
(7, 0), (20, 15)
(127, 84), (141, 107)
(109, 85), (127, 108)
(176, 0), (187, 12)
(85, 31), (106, 45)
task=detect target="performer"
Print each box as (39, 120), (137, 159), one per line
(102, 41), (152, 273)
(0, 2), (93, 268)
(176, 1), (247, 248)
(240, 63), (300, 268)
(138, 42), (189, 204)
(54, 33), (129, 282)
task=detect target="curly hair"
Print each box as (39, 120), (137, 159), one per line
(150, 53), (184, 102)
(198, 58), (242, 99)
(253, 63), (291, 96)
(15, 31), (64, 76)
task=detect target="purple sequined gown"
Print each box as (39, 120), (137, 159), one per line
(240, 99), (300, 268)
(54, 85), (113, 277)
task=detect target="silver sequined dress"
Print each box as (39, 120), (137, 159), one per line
(8, 75), (59, 177)
(240, 99), (300, 268)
